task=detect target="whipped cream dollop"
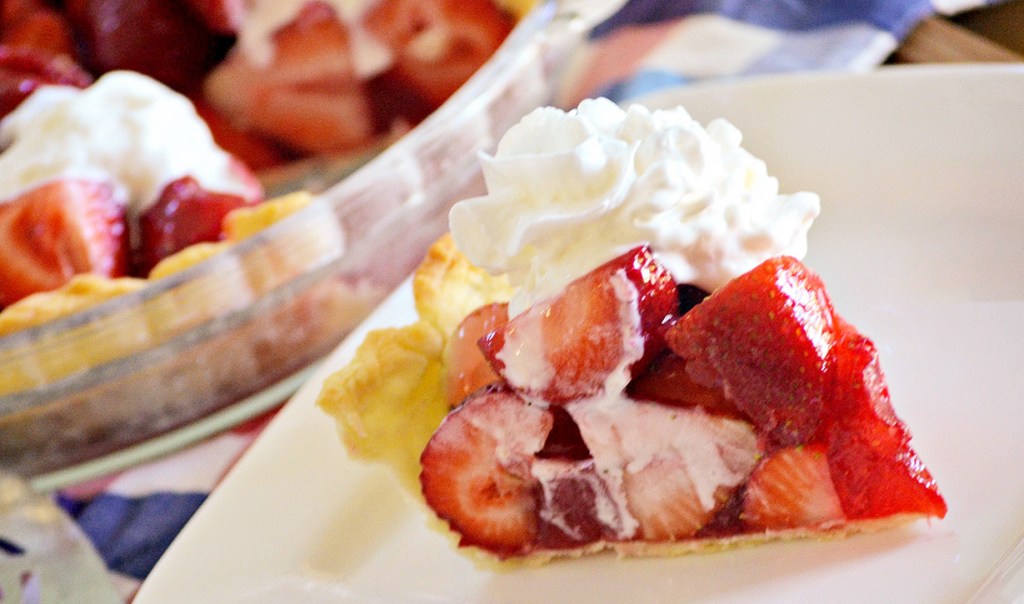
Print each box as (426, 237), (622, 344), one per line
(0, 71), (253, 215)
(449, 97), (820, 315)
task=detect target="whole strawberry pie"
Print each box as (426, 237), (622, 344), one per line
(0, 70), (263, 307)
(317, 99), (946, 563)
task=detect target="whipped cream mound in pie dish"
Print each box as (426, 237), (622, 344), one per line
(0, 70), (256, 217)
(317, 100), (946, 564)
(0, 71), (267, 308)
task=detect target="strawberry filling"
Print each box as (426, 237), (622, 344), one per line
(0, 0), (517, 165)
(0, 174), (261, 308)
(420, 249), (947, 558)
(0, 179), (127, 307)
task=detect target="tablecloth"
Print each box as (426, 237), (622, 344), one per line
(55, 0), (998, 598)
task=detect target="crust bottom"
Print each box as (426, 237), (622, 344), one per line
(453, 514), (933, 569)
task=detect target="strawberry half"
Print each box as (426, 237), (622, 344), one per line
(572, 399), (760, 541)
(742, 444), (845, 530)
(666, 256), (836, 449)
(0, 179), (127, 307)
(65, 0), (225, 92)
(823, 319), (947, 520)
(134, 176), (259, 275)
(420, 385), (552, 557)
(479, 246), (677, 404)
(0, 44), (92, 118)
(1, 6), (76, 57)
(203, 1), (376, 155)
(444, 301), (508, 407)
(191, 97), (290, 171)
(364, 0), (514, 106)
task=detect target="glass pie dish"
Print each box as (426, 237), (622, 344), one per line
(0, 0), (617, 488)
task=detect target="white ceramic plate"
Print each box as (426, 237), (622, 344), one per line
(136, 65), (1024, 603)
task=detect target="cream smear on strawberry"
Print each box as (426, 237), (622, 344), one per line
(449, 97), (821, 316)
(496, 308), (552, 393)
(0, 71), (253, 216)
(503, 271), (640, 540)
(237, 0), (392, 77)
(497, 268), (644, 403)
(573, 274), (755, 538)
(572, 402), (757, 518)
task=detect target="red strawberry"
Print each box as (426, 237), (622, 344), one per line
(364, 0), (514, 106)
(823, 319), (947, 520)
(420, 385), (552, 557)
(0, 179), (127, 306)
(1, 7), (75, 57)
(626, 351), (740, 417)
(623, 455), (712, 540)
(0, 44), (91, 118)
(65, 0), (224, 92)
(480, 247), (677, 404)
(191, 96), (290, 171)
(134, 176), (259, 275)
(182, 0), (244, 34)
(742, 444), (845, 530)
(572, 400), (759, 541)
(666, 256), (836, 449)
(203, 1), (376, 155)
(444, 301), (508, 407)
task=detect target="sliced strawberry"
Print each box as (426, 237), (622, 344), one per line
(742, 444), (845, 530)
(0, 179), (127, 306)
(134, 176), (258, 275)
(191, 97), (290, 171)
(444, 301), (508, 407)
(626, 351), (740, 417)
(0, 44), (92, 118)
(824, 320), (947, 520)
(241, 85), (375, 156)
(623, 455), (712, 540)
(65, 0), (225, 92)
(182, 0), (244, 34)
(480, 247), (677, 404)
(666, 256), (836, 449)
(364, 0), (514, 106)
(571, 400), (759, 542)
(1, 7), (75, 57)
(420, 385), (552, 557)
(203, 1), (376, 154)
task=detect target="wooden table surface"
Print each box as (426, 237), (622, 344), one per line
(892, 0), (1024, 63)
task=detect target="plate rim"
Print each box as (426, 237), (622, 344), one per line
(136, 64), (1024, 603)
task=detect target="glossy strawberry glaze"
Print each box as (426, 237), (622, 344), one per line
(420, 249), (947, 559)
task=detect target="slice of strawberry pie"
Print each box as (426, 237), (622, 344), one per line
(318, 99), (945, 564)
(419, 248), (945, 559)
